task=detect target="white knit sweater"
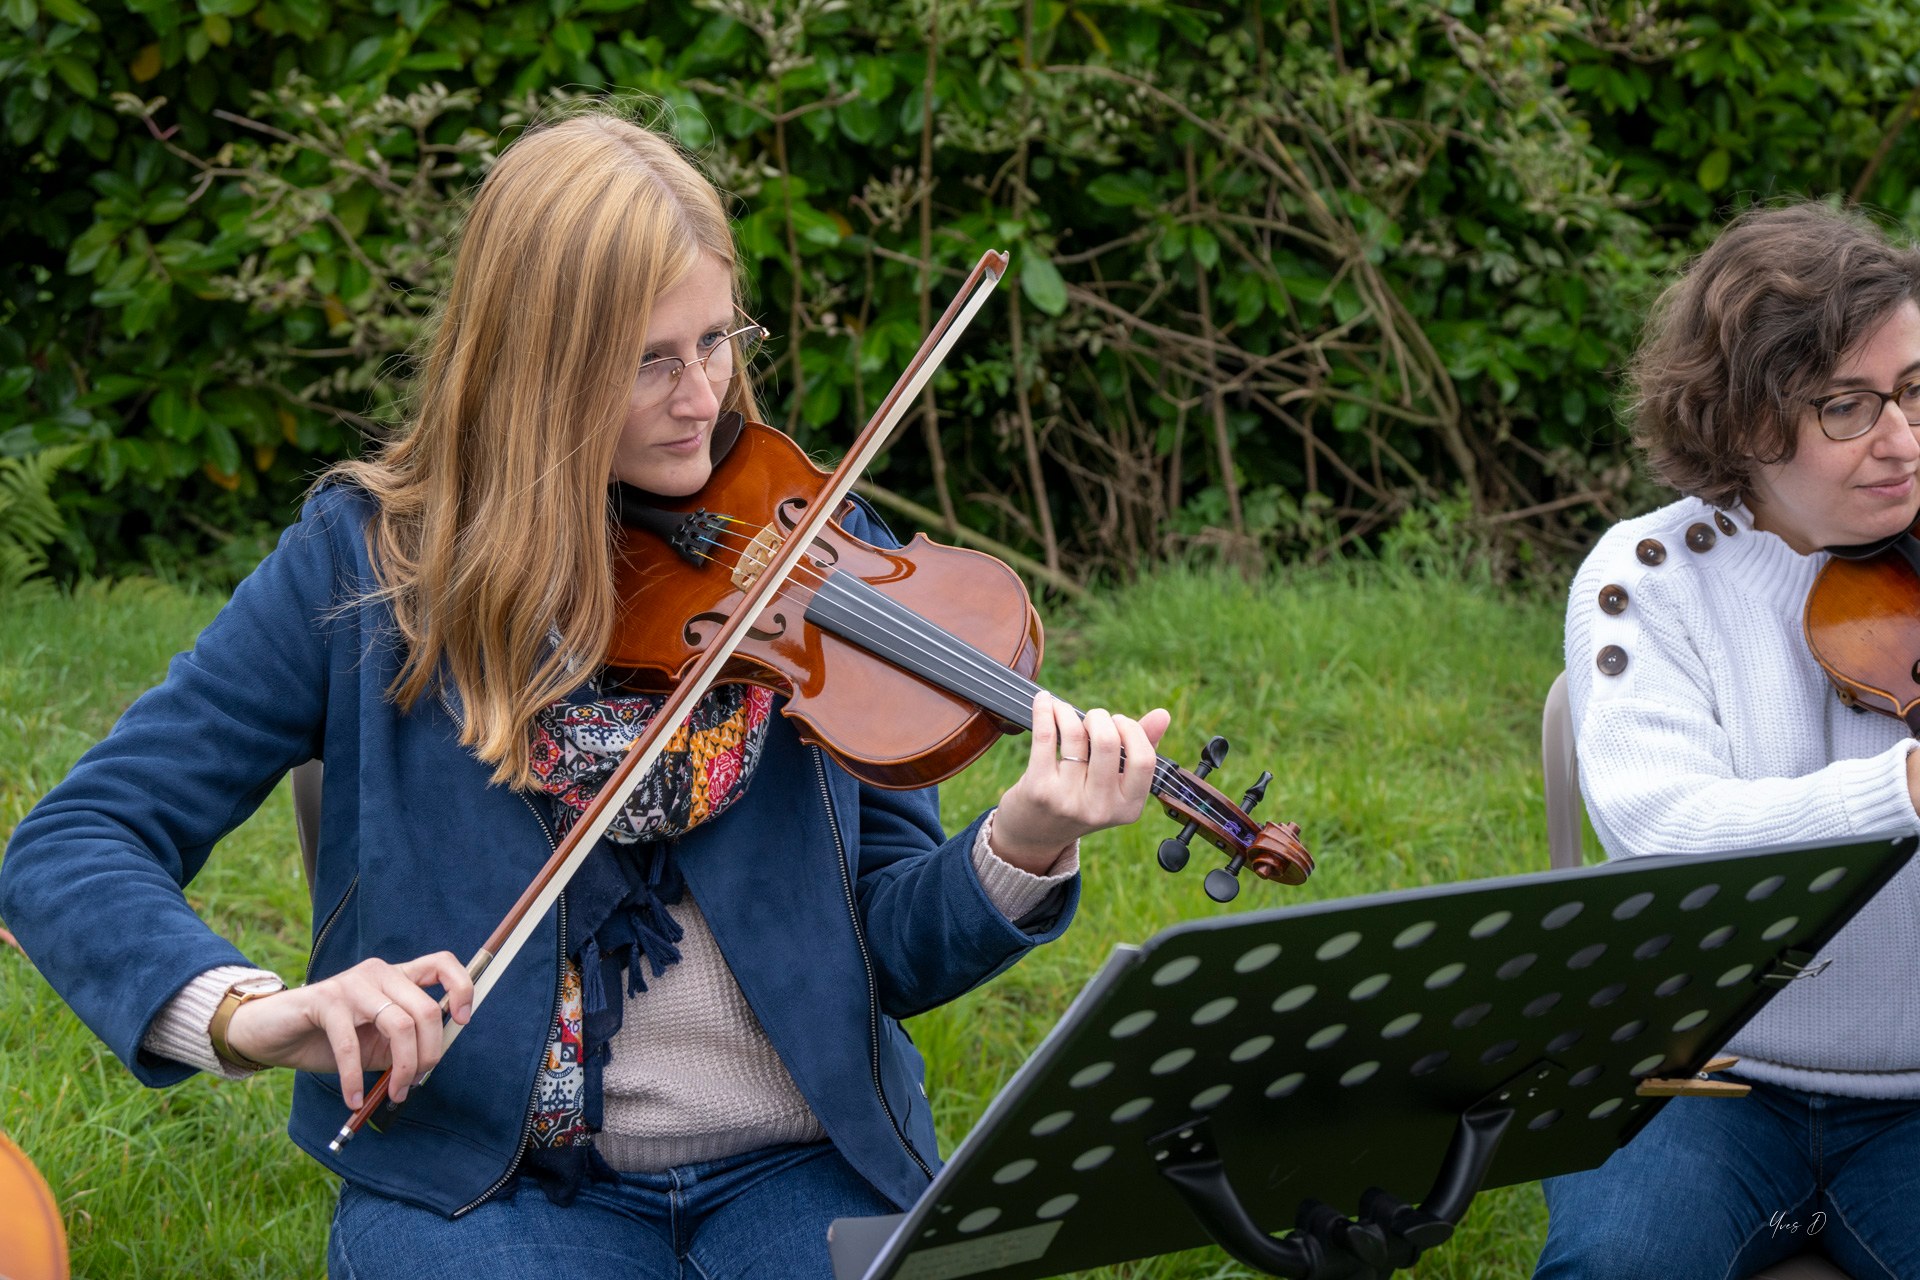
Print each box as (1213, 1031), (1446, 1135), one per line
(1566, 495), (1920, 1098)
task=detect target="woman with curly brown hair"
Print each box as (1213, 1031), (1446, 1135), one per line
(1537, 201), (1920, 1279)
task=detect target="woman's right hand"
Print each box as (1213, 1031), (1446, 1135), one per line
(224, 953), (474, 1107)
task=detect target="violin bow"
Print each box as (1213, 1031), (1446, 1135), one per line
(330, 249), (1010, 1150)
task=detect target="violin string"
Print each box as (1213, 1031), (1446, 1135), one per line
(678, 521), (1249, 832)
(663, 519), (1259, 842)
(669, 523), (1262, 844)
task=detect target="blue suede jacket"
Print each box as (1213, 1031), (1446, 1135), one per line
(0, 485), (1076, 1217)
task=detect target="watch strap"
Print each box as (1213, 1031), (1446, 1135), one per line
(209, 979), (282, 1072)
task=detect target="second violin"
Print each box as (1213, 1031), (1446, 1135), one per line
(1804, 525), (1920, 730)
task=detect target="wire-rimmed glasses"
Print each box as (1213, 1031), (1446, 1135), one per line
(1810, 381), (1920, 441)
(633, 322), (769, 411)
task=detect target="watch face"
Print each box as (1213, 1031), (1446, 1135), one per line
(234, 977), (284, 997)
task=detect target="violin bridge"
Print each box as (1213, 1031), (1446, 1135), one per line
(731, 525), (784, 592)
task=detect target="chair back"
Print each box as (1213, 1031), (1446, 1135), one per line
(1541, 672), (1583, 870)
(290, 759), (323, 890)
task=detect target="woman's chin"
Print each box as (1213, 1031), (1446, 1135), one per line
(613, 456), (713, 497)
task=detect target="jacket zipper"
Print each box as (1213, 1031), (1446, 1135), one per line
(452, 790), (569, 1217)
(305, 874), (359, 981)
(813, 746), (933, 1180)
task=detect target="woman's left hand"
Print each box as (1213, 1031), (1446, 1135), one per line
(989, 691), (1171, 874)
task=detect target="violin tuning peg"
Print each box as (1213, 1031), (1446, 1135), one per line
(1196, 735), (1229, 779)
(1239, 770), (1273, 811)
(1158, 820), (1199, 873)
(1204, 866), (1242, 903)
(1205, 852), (1250, 903)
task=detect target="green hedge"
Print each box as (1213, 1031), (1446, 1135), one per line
(3, 0), (1919, 581)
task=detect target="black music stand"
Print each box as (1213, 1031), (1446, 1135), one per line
(829, 834), (1915, 1280)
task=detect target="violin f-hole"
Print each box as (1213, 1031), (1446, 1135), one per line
(686, 610), (790, 646)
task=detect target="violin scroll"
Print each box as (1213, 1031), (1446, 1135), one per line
(1155, 736), (1314, 901)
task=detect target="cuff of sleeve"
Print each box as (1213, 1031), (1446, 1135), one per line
(141, 964), (280, 1079)
(1843, 739), (1920, 837)
(972, 810), (1080, 922)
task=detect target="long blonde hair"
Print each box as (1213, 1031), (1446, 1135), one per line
(324, 111), (757, 788)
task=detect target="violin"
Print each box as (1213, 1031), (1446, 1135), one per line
(1805, 526), (1920, 730)
(0, 1131), (68, 1280)
(608, 412), (1314, 901)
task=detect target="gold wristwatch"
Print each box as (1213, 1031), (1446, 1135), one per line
(209, 974), (284, 1071)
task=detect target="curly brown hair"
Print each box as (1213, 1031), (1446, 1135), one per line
(1629, 201), (1920, 510)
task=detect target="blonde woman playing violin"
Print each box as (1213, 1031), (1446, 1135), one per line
(0, 111), (1168, 1279)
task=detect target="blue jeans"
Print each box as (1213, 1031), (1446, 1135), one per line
(326, 1142), (895, 1280)
(1534, 1080), (1920, 1280)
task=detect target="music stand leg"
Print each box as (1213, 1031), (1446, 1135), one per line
(1150, 1101), (1515, 1279)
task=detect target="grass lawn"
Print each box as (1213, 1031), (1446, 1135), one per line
(0, 560), (1573, 1278)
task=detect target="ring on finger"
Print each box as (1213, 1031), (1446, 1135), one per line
(1058, 754), (1088, 764)
(371, 999), (397, 1021)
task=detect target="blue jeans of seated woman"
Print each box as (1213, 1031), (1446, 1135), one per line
(1534, 1079), (1920, 1280)
(326, 1142), (895, 1280)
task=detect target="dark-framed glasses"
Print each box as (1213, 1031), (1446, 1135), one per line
(633, 322), (769, 410)
(1810, 381), (1920, 441)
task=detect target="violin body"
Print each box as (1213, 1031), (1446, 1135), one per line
(608, 419), (1044, 790)
(1805, 535), (1920, 733)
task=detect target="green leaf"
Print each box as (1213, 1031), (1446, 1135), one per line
(1330, 282), (1365, 325)
(1562, 387), (1587, 427)
(4, 86), (45, 145)
(1, 0), (38, 30)
(204, 420), (242, 476)
(40, 0), (95, 27)
(342, 34), (388, 80)
(552, 18), (591, 55)
(1020, 256), (1068, 317)
(65, 220), (120, 274)
(1696, 148), (1731, 193)
(787, 202), (842, 248)
(150, 388), (197, 441)
(120, 276), (170, 338)
(0, 367), (32, 402)
(837, 96), (881, 144)
(1086, 172), (1155, 207)
(1232, 278), (1264, 326)
(50, 55), (97, 97)
(400, 50), (465, 70)
(853, 55), (893, 100)
(142, 196), (189, 224)
(277, 0), (326, 36)
(736, 208), (782, 262)
(1189, 225), (1220, 271)
(800, 375), (841, 428)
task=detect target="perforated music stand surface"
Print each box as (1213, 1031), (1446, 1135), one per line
(832, 835), (1915, 1280)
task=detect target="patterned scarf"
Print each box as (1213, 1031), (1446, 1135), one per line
(519, 680), (773, 1201)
